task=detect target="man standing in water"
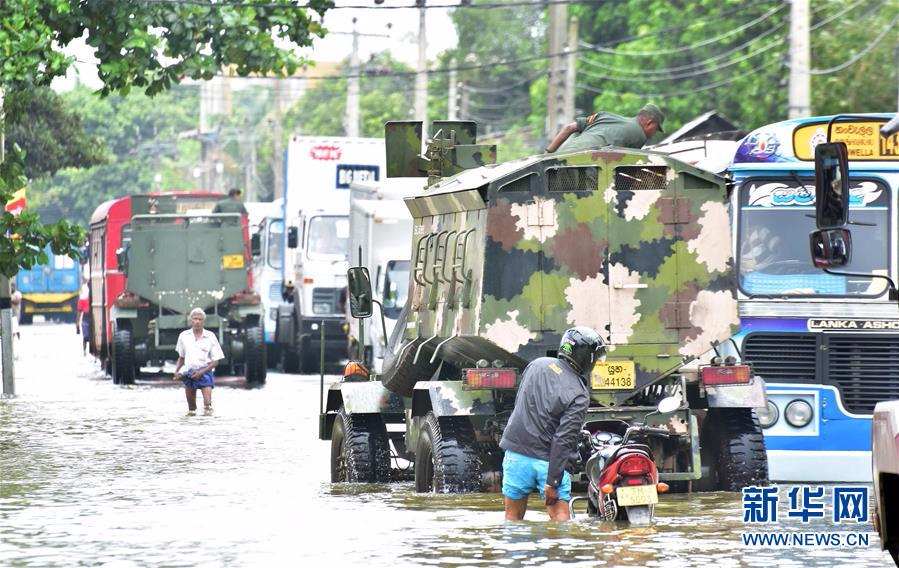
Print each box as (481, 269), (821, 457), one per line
(174, 308), (224, 415)
(500, 327), (605, 521)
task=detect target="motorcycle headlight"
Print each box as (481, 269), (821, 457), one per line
(757, 401), (779, 429)
(784, 399), (814, 428)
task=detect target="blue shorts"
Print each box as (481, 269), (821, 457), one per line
(502, 450), (571, 501)
(182, 370), (215, 389)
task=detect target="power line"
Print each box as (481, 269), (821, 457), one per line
(140, 0), (618, 10)
(808, 15), (897, 75)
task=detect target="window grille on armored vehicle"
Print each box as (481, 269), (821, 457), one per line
(547, 166), (600, 192)
(498, 173), (537, 193)
(614, 165), (668, 192)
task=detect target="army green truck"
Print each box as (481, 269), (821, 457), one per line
(111, 195), (266, 385)
(321, 121), (768, 493)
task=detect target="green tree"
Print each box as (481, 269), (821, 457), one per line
(0, 0), (331, 277)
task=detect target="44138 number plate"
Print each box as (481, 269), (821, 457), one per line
(615, 484), (659, 506)
(591, 361), (636, 390)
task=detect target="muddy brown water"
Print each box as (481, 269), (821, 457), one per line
(1, 324), (893, 566)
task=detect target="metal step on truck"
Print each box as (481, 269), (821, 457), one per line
(319, 121), (769, 493)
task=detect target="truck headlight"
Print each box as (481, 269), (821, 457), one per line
(784, 399), (814, 428)
(757, 401), (779, 428)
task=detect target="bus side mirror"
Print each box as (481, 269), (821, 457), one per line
(287, 226), (298, 249)
(347, 266), (373, 319)
(814, 142), (849, 229)
(809, 228), (852, 269)
(250, 233), (261, 257)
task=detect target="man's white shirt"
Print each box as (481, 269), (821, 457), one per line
(176, 328), (225, 372)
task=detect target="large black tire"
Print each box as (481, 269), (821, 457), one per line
(244, 325), (267, 385)
(698, 408), (769, 492)
(330, 407), (390, 482)
(381, 339), (440, 397)
(414, 412), (481, 493)
(112, 328), (135, 385)
(19, 312), (33, 325)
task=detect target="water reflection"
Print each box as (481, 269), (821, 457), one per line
(0, 324), (893, 566)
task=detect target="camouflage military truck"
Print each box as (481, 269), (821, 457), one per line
(111, 194), (266, 385)
(321, 121), (768, 493)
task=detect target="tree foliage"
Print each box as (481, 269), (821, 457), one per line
(0, 0), (331, 277)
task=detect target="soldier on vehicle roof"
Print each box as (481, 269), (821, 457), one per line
(545, 103), (666, 153)
(212, 188), (248, 215)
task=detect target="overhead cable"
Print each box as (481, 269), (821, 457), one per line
(808, 15), (898, 75)
(140, 0), (621, 10)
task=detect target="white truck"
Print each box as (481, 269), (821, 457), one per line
(346, 178), (423, 372)
(247, 200), (285, 366)
(276, 136), (385, 372)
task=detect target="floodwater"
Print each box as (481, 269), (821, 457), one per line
(1, 324), (894, 567)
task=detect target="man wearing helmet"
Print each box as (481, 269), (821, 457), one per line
(500, 327), (605, 521)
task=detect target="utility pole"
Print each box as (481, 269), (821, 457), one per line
(545, 2), (568, 138)
(564, 17), (578, 123)
(415, 1), (428, 130)
(459, 80), (469, 120)
(345, 18), (361, 137)
(788, 0), (810, 119)
(272, 79), (284, 201)
(448, 65), (458, 120)
(199, 80), (209, 190)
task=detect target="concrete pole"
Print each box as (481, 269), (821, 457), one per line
(414, 5), (428, 131)
(345, 18), (361, 137)
(448, 65), (458, 120)
(788, 0), (810, 119)
(1, 308), (14, 397)
(273, 80), (284, 201)
(546, 2), (568, 138)
(459, 80), (469, 120)
(564, 16), (578, 124)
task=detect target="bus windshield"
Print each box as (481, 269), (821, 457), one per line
(267, 219), (283, 270)
(382, 260), (410, 319)
(738, 178), (889, 297)
(306, 216), (349, 260)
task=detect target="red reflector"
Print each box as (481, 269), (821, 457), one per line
(702, 364), (751, 386)
(618, 455), (652, 476)
(463, 369), (517, 390)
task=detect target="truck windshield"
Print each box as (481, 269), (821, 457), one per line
(306, 216), (349, 260)
(738, 178), (890, 297)
(383, 260), (410, 319)
(267, 219), (283, 269)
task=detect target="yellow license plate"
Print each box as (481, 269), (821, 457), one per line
(616, 484), (659, 506)
(591, 361), (635, 390)
(222, 254), (245, 269)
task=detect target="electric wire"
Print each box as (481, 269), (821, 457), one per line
(808, 14), (898, 75)
(140, 0), (623, 10)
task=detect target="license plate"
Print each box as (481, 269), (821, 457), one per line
(222, 254), (245, 269)
(616, 484), (659, 506)
(591, 361), (635, 390)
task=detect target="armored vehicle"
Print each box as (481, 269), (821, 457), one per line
(110, 194), (266, 385)
(322, 121), (768, 493)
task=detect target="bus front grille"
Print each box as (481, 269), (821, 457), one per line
(743, 333), (817, 382)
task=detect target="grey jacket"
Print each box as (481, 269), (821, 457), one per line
(499, 357), (590, 488)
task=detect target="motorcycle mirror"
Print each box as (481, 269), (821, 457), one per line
(656, 396), (681, 415)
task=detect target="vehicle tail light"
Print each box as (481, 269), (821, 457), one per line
(462, 368), (516, 390)
(303, 277), (314, 285)
(231, 290), (260, 305)
(618, 455), (652, 476)
(702, 364), (751, 386)
(657, 482), (669, 493)
(601, 484), (614, 494)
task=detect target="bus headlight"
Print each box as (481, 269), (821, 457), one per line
(784, 399), (814, 428)
(757, 401), (779, 428)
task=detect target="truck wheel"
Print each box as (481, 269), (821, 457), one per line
(414, 412), (481, 493)
(330, 407), (390, 483)
(112, 328), (135, 385)
(700, 408), (769, 491)
(381, 339), (440, 397)
(244, 326), (267, 385)
(19, 312), (33, 325)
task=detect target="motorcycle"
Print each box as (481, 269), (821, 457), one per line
(569, 396), (680, 525)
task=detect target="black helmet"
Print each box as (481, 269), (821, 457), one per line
(558, 327), (605, 375)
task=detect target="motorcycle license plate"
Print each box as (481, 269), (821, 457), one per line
(615, 485), (658, 506)
(591, 361), (635, 390)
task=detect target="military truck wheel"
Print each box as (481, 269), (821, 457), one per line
(330, 407), (390, 482)
(112, 328), (136, 385)
(19, 312), (33, 325)
(414, 412), (481, 493)
(381, 339), (440, 397)
(699, 408), (768, 492)
(244, 326), (267, 384)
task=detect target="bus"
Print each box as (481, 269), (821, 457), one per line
(16, 246), (81, 324)
(247, 199), (285, 366)
(727, 113), (898, 482)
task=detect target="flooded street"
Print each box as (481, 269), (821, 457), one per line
(1, 324), (893, 567)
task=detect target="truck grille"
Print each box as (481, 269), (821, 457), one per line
(743, 332), (899, 414)
(268, 282), (282, 302)
(826, 336), (899, 415)
(312, 287), (341, 315)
